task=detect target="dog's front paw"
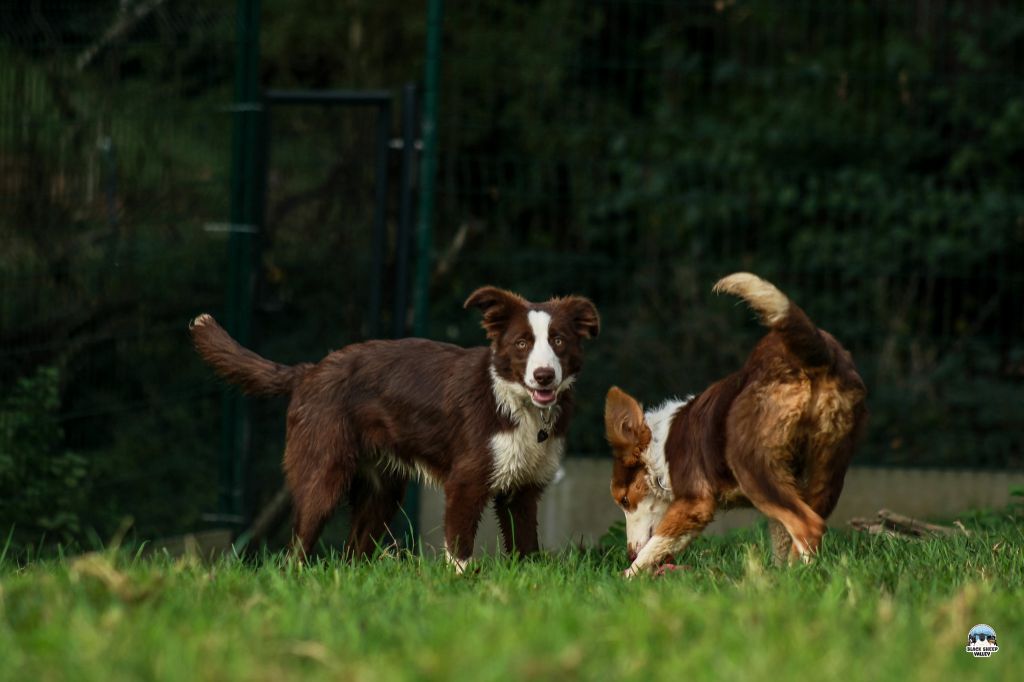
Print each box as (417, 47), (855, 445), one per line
(444, 548), (472, 575)
(622, 563), (646, 579)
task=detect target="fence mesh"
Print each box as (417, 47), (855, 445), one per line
(1, 1), (237, 545)
(1, 0), (1022, 549)
(428, 0), (1024, 467)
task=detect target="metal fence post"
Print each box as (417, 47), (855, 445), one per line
(394, 82), (417, 338)
(406, 0), (444, 548)
(220, 0), (262, 529)
(413, 0), (442, 340)
(369, 99), (392, 340)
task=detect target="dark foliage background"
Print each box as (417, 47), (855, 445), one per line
(1, 0), (1021, 552)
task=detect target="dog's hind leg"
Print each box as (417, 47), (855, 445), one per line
(802, 452), (851, 528)
(346, 468), (408, 560)
(802, 404), (867, 523)
(289, 467), (349, 559)
(748, 492), (825, 563)
(289, 458), (352, 559)
(778, 436), (859, 566)
(732, 448), (826, 564)
(788, 437), (857, 564)
(285, 422), (357, 560)
(767, 519), (793, 567)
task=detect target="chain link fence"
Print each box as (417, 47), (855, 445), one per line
(2, 0), (1022, 552)
(1, 1), (237, 547)
(427, 0), (1024, 467)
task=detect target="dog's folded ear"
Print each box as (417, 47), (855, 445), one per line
(559, 295), (601, 339)
(605, 386), (649, 463)
(464, 286), (528, 341)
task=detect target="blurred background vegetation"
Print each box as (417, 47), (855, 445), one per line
(1, 0), (1022, 554)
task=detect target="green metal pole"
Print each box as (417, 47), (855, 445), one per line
(220, 0), (262, 528)
(405, 0), (443, 547)
(413, 0), (442, 339)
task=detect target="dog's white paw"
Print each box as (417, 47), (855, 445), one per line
(444, 548), (470, 575)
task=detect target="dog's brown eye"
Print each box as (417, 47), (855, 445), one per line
(552, 336), (564, 347)
(515, 339), (528, 350)
(620, 495), (629, 509)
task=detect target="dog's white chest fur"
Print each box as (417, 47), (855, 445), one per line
(642, 397), (692, 497)
(489, 369), (565, 491)
(488, 413), (564, 492)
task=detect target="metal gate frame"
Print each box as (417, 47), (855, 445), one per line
(219, 0), (442, 549)
(261, 87), (419, 340)
(258, 86), (421, 545)
(216, 85), (422, 546)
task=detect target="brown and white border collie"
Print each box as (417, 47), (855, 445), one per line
(605, 273), (866, 576)
(190, 287), (599, 570)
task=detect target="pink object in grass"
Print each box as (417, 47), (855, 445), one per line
(653, 563), (691, 577)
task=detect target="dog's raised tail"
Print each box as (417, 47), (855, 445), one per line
(713, 272), (833, 367)
(189, 314), (308, 395)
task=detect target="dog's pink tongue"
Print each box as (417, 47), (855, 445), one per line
(531, 388), (556, 404)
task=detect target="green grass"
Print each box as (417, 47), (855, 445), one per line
(1, 516), (1022, 682)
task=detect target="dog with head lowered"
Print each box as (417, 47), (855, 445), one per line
(190, 287), (599, 569)
(605, 273), (866, 576)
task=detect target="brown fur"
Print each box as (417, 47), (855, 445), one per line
(190, 289), (599, 562)
(607, 273), (867, 570)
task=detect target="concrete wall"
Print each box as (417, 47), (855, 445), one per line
(418, 461), (1024, 556)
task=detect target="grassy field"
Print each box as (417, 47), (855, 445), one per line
(1, 513), (1021, 682)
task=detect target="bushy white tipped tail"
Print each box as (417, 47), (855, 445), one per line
(713, 272), (790, 327)
(713, 272), (833, 366)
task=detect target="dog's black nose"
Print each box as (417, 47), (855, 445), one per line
(533, 367), (556, 386)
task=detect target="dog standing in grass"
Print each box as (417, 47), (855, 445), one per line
(190, 287), (599, 569)
(605, 273), (866, 576)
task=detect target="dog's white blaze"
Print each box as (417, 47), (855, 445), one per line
(525, 310), (562, 387)
(624, 495), (670, 556)
(625, 533), (695, 577)
(488, 368), (565, 491)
